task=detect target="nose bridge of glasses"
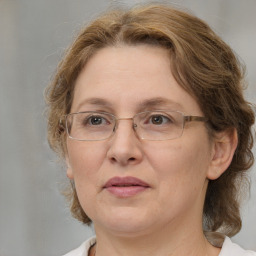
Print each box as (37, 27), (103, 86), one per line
(116, 117), (134, 121)
(113, 117), (137, 132)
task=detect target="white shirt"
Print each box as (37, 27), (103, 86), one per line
(63, 236), (256, 256)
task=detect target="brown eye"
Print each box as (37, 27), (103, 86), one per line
(150, 115), (171, 125)
(151, 115), (164, 125)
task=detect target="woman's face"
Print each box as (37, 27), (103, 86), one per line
(66, 45), (215, 237)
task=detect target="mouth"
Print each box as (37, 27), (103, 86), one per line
(103, 176), (150, 197)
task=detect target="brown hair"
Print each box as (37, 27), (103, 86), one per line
(45, 3), (255, 236)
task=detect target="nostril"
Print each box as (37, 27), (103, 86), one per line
(110, 157), (117, 163)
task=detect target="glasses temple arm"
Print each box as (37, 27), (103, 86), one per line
(184, 116), (208, 122)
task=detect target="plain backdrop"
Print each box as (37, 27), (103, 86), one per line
(0, 0), (255, 255)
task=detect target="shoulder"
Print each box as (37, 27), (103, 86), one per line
(62, 236), (96, 256)
(220, 236), (256, 256)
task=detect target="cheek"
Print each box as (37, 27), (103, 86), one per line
(145, 138), (211, 189)
(67, 142), (107, 216)
(68, 142), (105, 173)
(145, 141), (211, 218)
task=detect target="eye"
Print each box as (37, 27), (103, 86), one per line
(150, 114), (171, 125)
(82, 114), (111, 126)
(89, 116), (104, 125)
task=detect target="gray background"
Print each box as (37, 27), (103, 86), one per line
(0, 0), (255, 255)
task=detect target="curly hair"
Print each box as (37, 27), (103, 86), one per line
(45, 3), (255, 236)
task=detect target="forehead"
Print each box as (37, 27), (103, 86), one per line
(71, 45), (202, 115)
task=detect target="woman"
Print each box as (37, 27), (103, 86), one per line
(45, 3), (255, 256)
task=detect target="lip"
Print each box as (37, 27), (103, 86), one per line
(103, 176), (150, 198)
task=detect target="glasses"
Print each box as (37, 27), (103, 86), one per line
(61, 110), (207, 141)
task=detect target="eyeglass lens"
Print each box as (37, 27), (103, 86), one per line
(66, 111), (186, 141)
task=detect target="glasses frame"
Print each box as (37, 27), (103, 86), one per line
(60, 110), (208, 141)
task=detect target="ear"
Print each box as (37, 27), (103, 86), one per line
(65, 157), (74, 180)
(207, 128), (238, 180)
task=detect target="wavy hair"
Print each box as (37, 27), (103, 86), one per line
(45, 3), (255, 236)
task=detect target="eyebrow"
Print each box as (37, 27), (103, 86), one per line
(76, 97), (184, 112)
(76, 98), (113, 111)
(137, 97), (184, 111)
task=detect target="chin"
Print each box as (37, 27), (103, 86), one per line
(95, 207), (156, 236)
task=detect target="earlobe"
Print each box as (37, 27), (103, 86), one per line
(65, 157), (74, 180)
(207, 128), (238, 180)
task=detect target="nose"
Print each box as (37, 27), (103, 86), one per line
(106, 119), (143, 166)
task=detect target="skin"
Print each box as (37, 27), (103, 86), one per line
(66, 45), (237, 256)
